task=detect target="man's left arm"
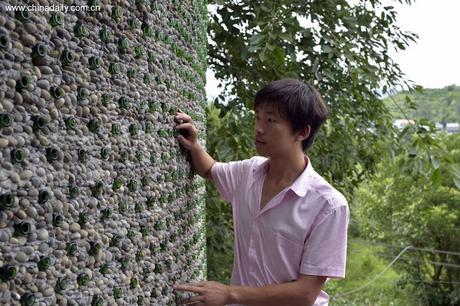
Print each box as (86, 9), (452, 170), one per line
(174, 274), (326, 306)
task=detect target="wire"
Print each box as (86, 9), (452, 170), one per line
(349, 239), (460, 257)
(335, 245), (413, 297)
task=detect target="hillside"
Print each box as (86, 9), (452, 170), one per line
(383, 85), (460, 124)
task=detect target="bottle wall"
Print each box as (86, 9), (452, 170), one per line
(0, 0), (207, 305)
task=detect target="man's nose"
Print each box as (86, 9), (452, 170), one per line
(255, 122), (264, 135)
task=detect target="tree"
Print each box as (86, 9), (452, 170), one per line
(354, 130), (460, 305)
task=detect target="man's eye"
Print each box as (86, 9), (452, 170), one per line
(268, 118), (276, 123)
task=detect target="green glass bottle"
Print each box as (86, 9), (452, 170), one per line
(127, 180), (137, 192)
(55, 277), (68, 293)
(0, 113), (12, 128)
(128, 18), (141, 29)
(87, 119), (101, 133)
(0, 34), (9, 50)
(68, 184), (79, 199)
(142, 23), (153, 37)
(32, 116), (47, 131)
(20, 292), (35, 306)
(108, 63), (119, 75)
(127, 68), (135, 79)
(49, 12), (63, 27)
(88, 241), (100, 256)
(117, 37), (129, 52)
(15, 10), (30, 22)
(77, 272), (90, 286)
(89, 56), (101, 70)
(66, 242), (78, 256)
(60, 49), (75, 66)
(0, 192), (15, 210)
(113, 287), (122, 299)
(78, 211), (88, 225)
(128, 123), (139, 136)
(111, 6), (123, 21)
(52, 213), (63, 226)
(51, 86), (65, 99)
(112, 178), (122, 191)
(100, 147), (109, 160)
(16, 75), (30, 92)
(46, 147), (60, 162)
(91, 295), (103, 306)
(0, 264), (16, 281)
(111, 123), (121, 136)
(65, 117), (78, 130)
(37, 256), (50, 271)
(91, 181), (104, 197)
(31, 43), (47, 59)
(77, 148), (87, 161)
(99, 263), (109, 275)
(14, 221), (31, 236)
(74, 22), (89, 38)
(38, 190), (49, 204)
(130, 278), (138, 289)
(77, 87), (88, 101)
(101, 207), (112, 220)
(11, 148), (25, 164)
(134, 45), (144, 58)
(99, 28), (112, 43)
(118, 96), (129, 109)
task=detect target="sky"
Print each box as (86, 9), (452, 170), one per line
(205, 0), (460, 99)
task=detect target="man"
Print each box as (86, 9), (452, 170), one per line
(173, 79), (349, 306)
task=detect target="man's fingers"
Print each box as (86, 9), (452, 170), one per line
(175, 123), (194, 133)
(173, 285), (206, 294)
(178, 294), (207, 305)
(175, 112), (192, 123)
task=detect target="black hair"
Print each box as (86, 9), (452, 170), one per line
(254, 79), (329, 151)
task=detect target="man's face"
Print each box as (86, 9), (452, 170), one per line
(254, 103), (301, 157)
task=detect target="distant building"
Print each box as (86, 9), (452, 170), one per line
(446, 123), (460, 134)
(393, 119), (415, 130)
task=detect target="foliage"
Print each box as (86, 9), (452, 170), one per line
(205, 103), (256, 283)
(384, 84), (460, 123)
(325, 239), (416, 306)
(354, 131), (460, 305)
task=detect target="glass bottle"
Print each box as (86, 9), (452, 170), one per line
(49, 12), (63, 27)
(0, 34), (9, 50)
(46, 147), (60, 162)
(15, 10), (30, 22)
(74, 22), (89, 38)
(38, 190), (49, 204)
(32, 116), (47, 131)
(37, 256), (50, 271)
(0, 264), (16, 281)
(60, 49), (75, 66)
(0, 113), (12, 128)
(16, 75), (31, 92)
(89, 56), (101, 70)
(20, 292), (35, 306)
(0, 192), (15, 210)
(108, 63), (119, 75)
(11, 148), (26, 164)
(14, 221), (31, 236)
(31, 43), (47, 59)
(65, 117), (78, 130)
(51, 86), (65, 99)
(99, 28), (112, 43)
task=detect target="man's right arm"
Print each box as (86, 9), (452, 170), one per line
(174, 110), (215, 180)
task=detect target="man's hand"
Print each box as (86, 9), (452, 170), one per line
(175, 110), (199, 151)
(174, 281), (234, 306)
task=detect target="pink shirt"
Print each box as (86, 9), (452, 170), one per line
(210, 155), (349, 306)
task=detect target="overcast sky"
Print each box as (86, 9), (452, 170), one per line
(205, 1), (460, 99)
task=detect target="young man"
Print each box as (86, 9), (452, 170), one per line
(173, 79), (349, 306)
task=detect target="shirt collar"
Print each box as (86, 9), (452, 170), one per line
(251, 155), (314, 198)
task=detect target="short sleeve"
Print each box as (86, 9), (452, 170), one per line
(300, 204), (349, 279)
(210, 158), (253, 203)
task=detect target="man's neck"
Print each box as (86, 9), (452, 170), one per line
(265, 151), (307, 185)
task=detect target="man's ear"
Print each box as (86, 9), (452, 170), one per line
(297, 125), (311, 142)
